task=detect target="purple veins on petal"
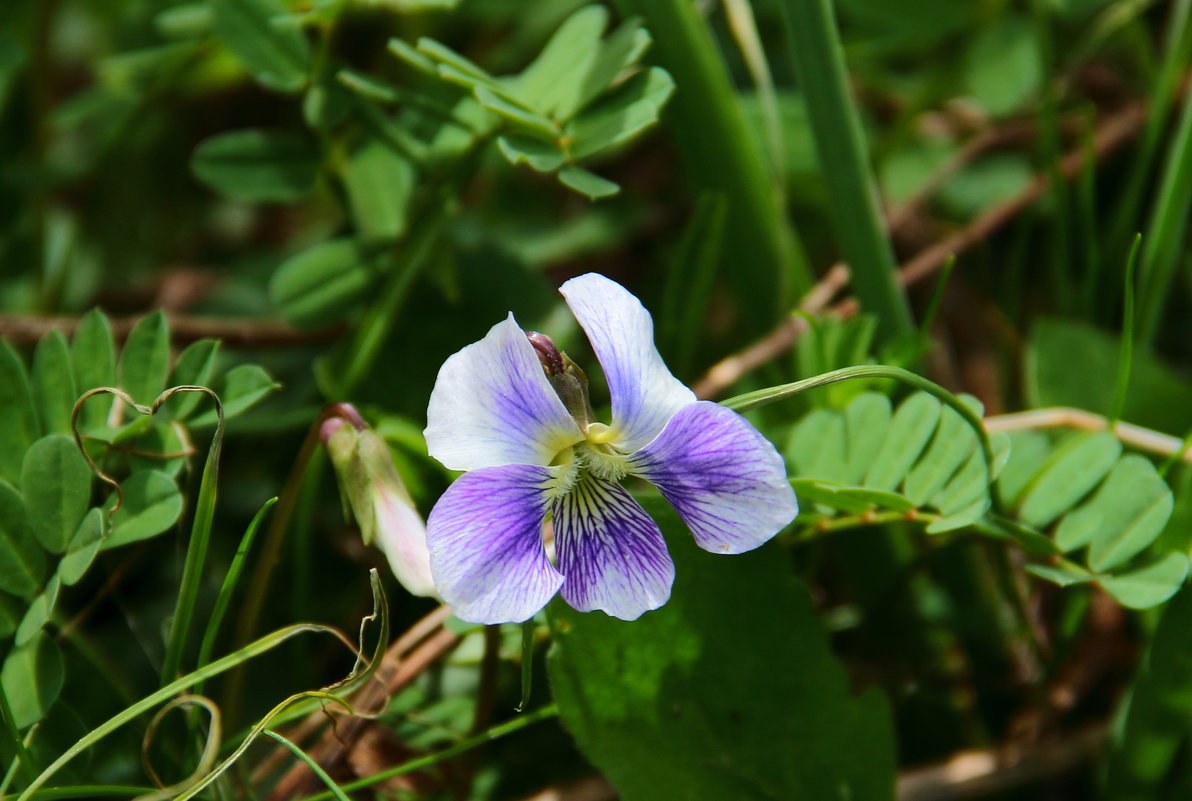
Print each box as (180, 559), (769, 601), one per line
(630, 401), (798, 555)
(559, 273), (695, 453)
(424, 315), (583, 472)
(426, 463), (562, 625)
(554, 473), (674, 621)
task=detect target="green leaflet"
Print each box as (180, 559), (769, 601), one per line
(549, 497), (896, 801)
(191, 129), (319, 203)
(405, 5), (674, 199)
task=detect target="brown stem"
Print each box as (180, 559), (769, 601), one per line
(692, 101), (1146, 399)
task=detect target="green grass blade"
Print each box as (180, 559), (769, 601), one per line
(296, 704), (559, 801)
(262, 730), (352, 801)
(15, 622), (342, 801)
(613, 0), (813, 336)
(777, 0), (911, 337)
(1109, 235), (1142, 424)
(1137, 75), (1192, 346)
(160, 388), (225, 686)
(195, 497), (278, 685)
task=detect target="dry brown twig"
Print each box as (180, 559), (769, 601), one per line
(692, 101), (1147, 400)
(0, 313), (340, 348)
(257, 605), (460, 800)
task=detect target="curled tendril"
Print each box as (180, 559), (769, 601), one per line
(70, 385), (225, 515)
(136, 695), (222, 801)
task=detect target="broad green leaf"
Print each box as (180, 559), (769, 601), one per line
(475, 87), (558, 139)
(71, 309), (117, 430)
(340, 139), (415, 243)
(558, 166), (619, 199)
(569, 68), (675, 159)
(192, 129), (319, 202)
(117, 310), (170, 406)
(788, 479), (872, 514)
(1104, 583), (1192, 796)
(125, 422), (189, 479)
(31, 329), (78, 435)
(835, 487), (915, 512)
(210, 0), (310, 93)
(1100, 553), (1189, 609)
(932, 433), (1009, 516)
(190, 365), (279, 427)
(15, 573), (60, 646)
(549, 497), (896, 801)
(497, 136), (567, 173)
(1, 631), (64, 729)
(1026, 560), (1095, 587)
(863, 393), (941, 491)
(0, 341), (38, 483)
(925, 499), (988, 534)
(270, 238), (375, 329)
(155, 3), (213, 40)
(996, 430), (1050, 507)
(1027, 317), (1192, 434)
(105, 470), (184, 549)
(904, 396), (983, 506)
(21, 435), (92, 554)
(168, 339), (220, 419)
(59, 508), (106, 586)
(964, 15), (1041, 116)
(1017, 432), (1121, 529)
(0, 593), (21, 639)
(571, 20), (651, 112)
(515, 5), (610, 118)
(0, 481), (45, 598)
(786, 408), (847, 483)
(1055, 455), (1173, 570)
(841, 392), (891, 485)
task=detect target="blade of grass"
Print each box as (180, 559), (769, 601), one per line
(515, 620), (534, 713)
(0, 689), (37, 786)
(1109, 235), (1142, 424)
(261, 730), (351, 801)
(161, 388), (225, 686)
(1137, 76), (1192, 346)
(295, 704), (559, 801)
(660, 192), (726, 378)
(777, 0), (912, 337)
(195, 497), (278, 684)
(1106, 0), (1192, 262)
(723, 0), (785, 191)
(15, 622), (349, 801)
(613, 0), (813, 338)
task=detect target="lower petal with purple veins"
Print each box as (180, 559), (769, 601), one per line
(553, 474), (674, 621)
(630, 401), (798, 554)
(426, 464), (562, 624)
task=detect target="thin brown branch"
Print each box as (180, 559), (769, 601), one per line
(264, 619), (462, 801)
(0, 313), (341, 348)
(897, 724), (1105, 801)
(693, 101), (1146, 399)
(984, 406), (1192, 462)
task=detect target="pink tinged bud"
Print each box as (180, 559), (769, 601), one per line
(321, 412), (438, 599)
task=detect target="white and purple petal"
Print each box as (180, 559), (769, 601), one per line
(559, 273), (695, 452)
(629, 401), (797, 554)
(426, 464), (562, 624)
(553, 474), (674, 620)
(425, 315), (583, 472)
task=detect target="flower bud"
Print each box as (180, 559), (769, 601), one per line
(525, 331), (595, 429)
(321, 406), (437, 598)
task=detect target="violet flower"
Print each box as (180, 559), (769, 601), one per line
(424, 273), (797, 624)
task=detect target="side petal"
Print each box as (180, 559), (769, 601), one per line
(559, 273), (695, 452)
(629, 401), (798, 554)
(554, 474), (674, 620)
(425, 314), (583, 471)
(426, 464), (562, 624)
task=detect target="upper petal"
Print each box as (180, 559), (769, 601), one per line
(426, 464), (563, 624)
(553, 473), (674, 620)
(425, 314), (584, 471)
(559, 273), (695, 452)
(629, 401), (798, 554)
